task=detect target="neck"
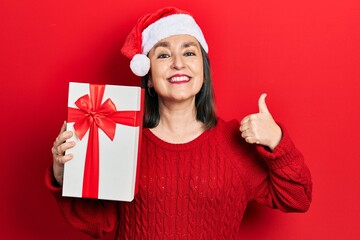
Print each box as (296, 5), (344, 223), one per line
(150, 99), (205, 143)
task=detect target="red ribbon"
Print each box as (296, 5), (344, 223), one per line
(67, 84), (142, 199)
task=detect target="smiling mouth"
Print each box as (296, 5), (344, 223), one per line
(168, 75), (191, 83)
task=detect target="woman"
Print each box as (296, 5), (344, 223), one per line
(47, 7), (312, 239)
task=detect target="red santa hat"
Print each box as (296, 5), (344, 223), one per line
(121, 6), (209, 77)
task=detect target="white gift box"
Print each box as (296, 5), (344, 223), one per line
(62, 82), (144, 201)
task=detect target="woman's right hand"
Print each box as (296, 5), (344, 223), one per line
(51, 121), (76, 186)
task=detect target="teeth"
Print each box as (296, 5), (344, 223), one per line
(170, 76), (189, 82)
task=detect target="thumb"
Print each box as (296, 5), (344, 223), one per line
(258, 93), (270, 113)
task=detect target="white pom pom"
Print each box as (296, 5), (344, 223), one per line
(130, 54), (150, 77)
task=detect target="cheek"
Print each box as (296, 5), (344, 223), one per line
(148, 66), (165, 89)
(191, 57), (203, 72)
(192, 60), (204, 79)
(150, 61), (168, 77)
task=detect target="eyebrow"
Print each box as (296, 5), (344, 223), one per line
(152, 40), (199, 51)
(183, 42), (199, 49)
(152, 41), (170, 51)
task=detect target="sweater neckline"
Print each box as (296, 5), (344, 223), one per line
(143, 126), (214, 151)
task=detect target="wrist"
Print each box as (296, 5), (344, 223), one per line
(268, 125), (282, 151)
(52, 164), (64, 186)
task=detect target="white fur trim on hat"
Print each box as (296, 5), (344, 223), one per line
(142, 14), (208, 55)
(130, 54), (150, 77)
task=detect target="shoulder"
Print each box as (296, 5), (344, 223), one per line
(212, 118), (240, 134)
(213, 118), (266, 180)
(211, 118), (241, 141)
(210, 118), (250, 152)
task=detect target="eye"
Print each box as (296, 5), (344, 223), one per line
(157, 53), (170, 59)
(184, 52), (196, 56)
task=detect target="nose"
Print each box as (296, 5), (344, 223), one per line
(171, 54), (185, 70)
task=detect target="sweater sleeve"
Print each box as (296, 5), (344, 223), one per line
(251, 125), (312, 212)
(44, 166), (119, 238)
(225, 120), (312, 213)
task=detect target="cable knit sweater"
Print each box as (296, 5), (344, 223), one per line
(45, 118), (312, 239)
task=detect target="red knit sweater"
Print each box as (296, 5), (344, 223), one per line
(45, 118), (312, 239)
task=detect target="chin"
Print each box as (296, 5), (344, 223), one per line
(166, 94), (196, 102)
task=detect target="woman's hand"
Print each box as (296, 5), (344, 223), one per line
(239, 94), (282, 151)
(51, 121), (76, 186)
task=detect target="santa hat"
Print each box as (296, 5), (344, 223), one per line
(121, 7), (209, 77)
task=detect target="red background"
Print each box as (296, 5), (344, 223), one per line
(1, 0), (359, 239)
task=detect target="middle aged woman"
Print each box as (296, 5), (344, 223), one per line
(47, 6), (312, 239)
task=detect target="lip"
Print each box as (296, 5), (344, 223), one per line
(167, 74), (191, 84)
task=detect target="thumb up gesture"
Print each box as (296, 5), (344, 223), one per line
(239, 94), (282, 151)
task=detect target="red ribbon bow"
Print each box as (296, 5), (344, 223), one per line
(67, 84), (142, 198)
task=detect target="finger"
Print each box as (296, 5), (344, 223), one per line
(244, 136), (261, 145)
(240, 116), (250, 125)
(55, 130), (73, 146)
(244, 136), (256, 144)
(241, 130), (249, 139)
(241, 126), (255, 138)
(242, 113), (259, 124)
(51, 145), (62, 157)
(58, 121), (67, 135)
(55, 153), (74, 165)
(51, 146), (58, 155)
(239, 124), (249, 132)
(53, 131), (74, 158)
(55, 121), (70, 144)
(258, 93), (270, 113)
(55, 141), (76, 156)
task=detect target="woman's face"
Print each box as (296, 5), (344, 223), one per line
(148, 34), (204, 103)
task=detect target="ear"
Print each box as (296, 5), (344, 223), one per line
(147, 76), (153, 88)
